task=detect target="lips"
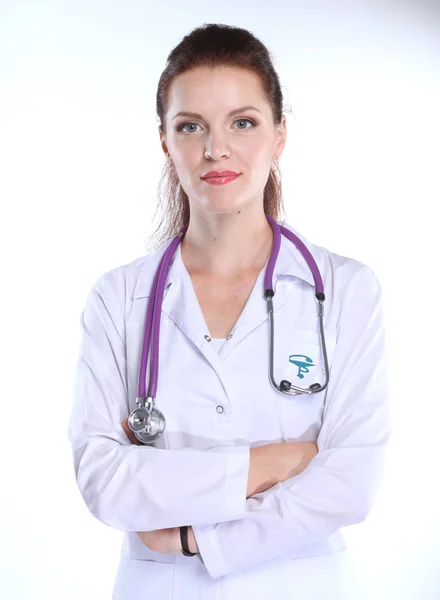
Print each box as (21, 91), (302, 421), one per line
(201, 170), (240, 179)
(202, 174), (240, 185)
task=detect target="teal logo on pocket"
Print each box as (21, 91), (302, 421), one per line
(289, 355), (315, 379)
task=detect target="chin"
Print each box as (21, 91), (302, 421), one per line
(201, 195), (254, 213)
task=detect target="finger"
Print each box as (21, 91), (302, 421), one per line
(122, 417), (143, 445)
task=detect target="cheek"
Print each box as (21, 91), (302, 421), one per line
(242, 142), (273, 174)
(171, 149), (192, 170)
(171, 157), (198, 189)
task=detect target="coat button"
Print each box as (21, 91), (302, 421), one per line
(204, 335), (212, 342)
(226, 333), (233, 340)
(216, 405), (224, 414)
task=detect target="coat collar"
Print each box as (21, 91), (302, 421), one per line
(131, 220), (324, 367)
(132, 219), (317, 301)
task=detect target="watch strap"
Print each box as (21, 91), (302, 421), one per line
(180, 526), (197, 557)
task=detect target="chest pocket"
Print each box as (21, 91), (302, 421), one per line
(271, 313), (338, 442)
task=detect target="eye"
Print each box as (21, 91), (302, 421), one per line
(177, 118), (256, 133)
(235, 118), (255, 130)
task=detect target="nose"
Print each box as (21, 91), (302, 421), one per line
(204, 134), (231, 161)
(204, 148), (230, 160)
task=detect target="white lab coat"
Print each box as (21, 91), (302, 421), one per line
(67, 220), (390, 600)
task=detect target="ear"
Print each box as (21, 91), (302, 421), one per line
(158, 126), (168, 156)
(275, 115), (287, 158)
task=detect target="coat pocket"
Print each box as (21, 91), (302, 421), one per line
(113, 551), (175, 600)
(272, 323), (337, 441)
(281, 326), (336, 391)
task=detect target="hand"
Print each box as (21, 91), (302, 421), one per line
(122, 418), (178, 553)
(275, 441), (318, 482)
(136, 527), (182, 554)
(122, 417), (143, 446)
(122, 416), (200, 555)
(136, 526), (199, 554)
(247, 441), (318, 498)
(290, 441), (318, 476)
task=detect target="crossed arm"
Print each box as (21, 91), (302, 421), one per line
(122, 417), (318, 555)
(69, 265), (390, 578)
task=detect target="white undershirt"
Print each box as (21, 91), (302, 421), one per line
(210, 337), (226, 354)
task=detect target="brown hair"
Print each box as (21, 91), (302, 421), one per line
(147, 23), (291, 253)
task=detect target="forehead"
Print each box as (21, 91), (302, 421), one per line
(167, 66), (268, 115)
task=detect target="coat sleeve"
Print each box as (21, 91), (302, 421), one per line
(192, 265), (391, 579)
(67, 270), (250, 532)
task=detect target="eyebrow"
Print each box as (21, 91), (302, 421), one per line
(172, 105), (261, 120)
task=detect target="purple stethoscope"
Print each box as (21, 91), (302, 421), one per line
(128, 213), (330, 444)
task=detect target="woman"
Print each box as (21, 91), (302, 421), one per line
(68, 23), (390, 600)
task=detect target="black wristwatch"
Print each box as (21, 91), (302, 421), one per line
(180, 526), (197, 557)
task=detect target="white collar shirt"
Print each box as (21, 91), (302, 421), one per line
(67, 220), (390, 600)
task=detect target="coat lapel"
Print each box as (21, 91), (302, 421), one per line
(132, 221), (321, 368)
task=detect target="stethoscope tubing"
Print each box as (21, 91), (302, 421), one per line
(137, 225), (188, 400)
(136, 214), (329, 416)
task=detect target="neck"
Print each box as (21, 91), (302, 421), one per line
(180, 209), (274, 279)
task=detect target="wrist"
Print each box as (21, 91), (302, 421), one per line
(249, 445), (278, 497)
(187, 526), (199, 554)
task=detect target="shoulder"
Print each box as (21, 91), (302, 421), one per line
(281, 219), (382, 296)
(86, 239), (170, 313)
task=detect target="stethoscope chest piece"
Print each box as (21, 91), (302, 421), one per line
(128, 399), (166, 444)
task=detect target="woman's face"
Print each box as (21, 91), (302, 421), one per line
(159, 66), (287, 216)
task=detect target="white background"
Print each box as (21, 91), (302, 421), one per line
(1, 0), (439, 598)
